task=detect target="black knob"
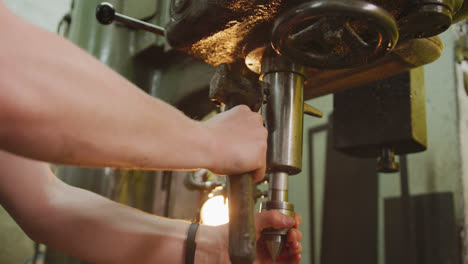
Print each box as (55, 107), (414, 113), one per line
(96, 2), (116, 25)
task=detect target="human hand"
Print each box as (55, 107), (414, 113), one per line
(201, 105), (267, 182)
(207, 210), (302, 264)
(254, 211), (303, 264)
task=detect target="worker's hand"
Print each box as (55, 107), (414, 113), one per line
(209, 210), (302, 264)
(254, 210), (303, 264)
(201, 105), (267, 182)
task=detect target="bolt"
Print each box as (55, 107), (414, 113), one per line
(377, 147), (400, 173)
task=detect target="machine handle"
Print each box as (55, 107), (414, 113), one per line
(303, 103), (323, 118)
(228, 173), (257, 264)
(210, 64), (260, 264)
(95, 2), (165, 36)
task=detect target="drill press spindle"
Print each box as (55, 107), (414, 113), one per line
(261, 48), (306, 261)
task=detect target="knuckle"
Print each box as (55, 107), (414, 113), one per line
(289, 229), (297, 239)
(293, 229), (303, 241)
(264, 210), (278, 222)
(237, 105), (250, 112)
(255, 112), (263, 122)
(272, 211), (284, 223)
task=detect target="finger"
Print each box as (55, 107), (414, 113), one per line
(280, 240), (302, 256)
(248, 112), (264, 125)
(287, 229), (302, 243)
(253, 135), (267, 184)
(234, 104), (251, 113)
(255, 210), (296, 233)
(293, 212), (302, 228)
(288, 241), (302, 256)
(252, 166), (266, 183)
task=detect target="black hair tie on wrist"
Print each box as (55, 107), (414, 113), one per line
(185, 222), (199, 264)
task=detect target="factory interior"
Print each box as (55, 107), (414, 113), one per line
(2, 0), (468, 263)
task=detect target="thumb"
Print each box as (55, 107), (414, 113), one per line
(255, 210), (296, 235)
(252, 167), (266, 183)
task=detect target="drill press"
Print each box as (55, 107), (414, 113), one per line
(94, 0), (468, 262)
(208, 47), (323, 263)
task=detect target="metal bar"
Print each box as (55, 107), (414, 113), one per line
(228, 173), (256, 264)
(268, 172), (289, 201)
(260, 49), (304, 261)
(114, 13), (165, 36)
(223, 100), (256, 264)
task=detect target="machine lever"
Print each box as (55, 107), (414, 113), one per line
(303, 103), (323, 118)
(209, 62), (261, 264)
(227, 173), (256, 264)
(96, 2), (165, 36)
(225, 100), (256, 264)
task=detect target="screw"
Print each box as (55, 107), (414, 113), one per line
(377, 147), (400, 173)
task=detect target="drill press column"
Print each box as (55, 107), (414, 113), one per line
(261, 49), (305, 261)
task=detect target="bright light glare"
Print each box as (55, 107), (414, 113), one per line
(200, 196), (229, 226)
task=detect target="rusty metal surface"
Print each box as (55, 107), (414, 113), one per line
(209, 62), (262, 111)
(165, 0), (462, 67)
(168, 0), (291, 66)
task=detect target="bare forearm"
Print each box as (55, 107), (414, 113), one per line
(0, 153), (302, 264)
(0, 152), (226, 264)
(32, 181), (228, 264)
(42, 183), (190, 264)
(0, 6), (213, 171)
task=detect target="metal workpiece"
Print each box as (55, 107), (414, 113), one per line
(268, 172), (289, 201)
(261, 172), (295, 262)
(262, 54), (305, 175)
(261, 200), (295, 262)
(260, 49), (311, 262)
(96, 2), (165, 36)
(260, 49), (306, 77)
(261, 200), (295, 218)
